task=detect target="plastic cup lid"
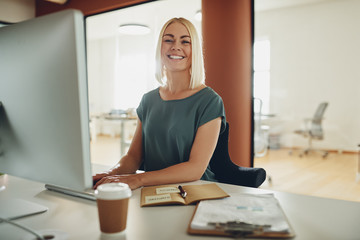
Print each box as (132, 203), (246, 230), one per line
(95, 183), (132, 200)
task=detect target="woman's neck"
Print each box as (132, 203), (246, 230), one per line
(160, 82), (206, 101)
(165, 70), (191, 94)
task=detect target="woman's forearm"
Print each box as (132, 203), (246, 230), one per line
(109, 154), (142, 175)
(137, 160), (206, 187)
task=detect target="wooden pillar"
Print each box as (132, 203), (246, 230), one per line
(202, 0), (254, 167)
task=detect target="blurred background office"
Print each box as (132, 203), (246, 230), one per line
(1, 0), (359, 202)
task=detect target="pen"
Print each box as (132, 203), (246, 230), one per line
(178, 185), (187, 198)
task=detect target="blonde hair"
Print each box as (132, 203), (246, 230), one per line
(155, 18), (205, 89)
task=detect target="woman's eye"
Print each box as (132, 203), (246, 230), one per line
(182, 40), (190, 44)
(164, 39), (173, 43)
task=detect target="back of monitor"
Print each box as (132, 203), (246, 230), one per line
(0, 9), (92, 191)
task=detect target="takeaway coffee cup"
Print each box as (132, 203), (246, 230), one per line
(95, 183), (132, 234)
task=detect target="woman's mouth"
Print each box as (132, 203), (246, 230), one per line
(168, 55), (185, 60)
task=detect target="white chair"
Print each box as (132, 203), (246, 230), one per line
(293, 102), (329, 158)
(253, 98), (268, 157)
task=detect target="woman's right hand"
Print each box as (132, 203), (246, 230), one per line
(92, 172), (111, 187)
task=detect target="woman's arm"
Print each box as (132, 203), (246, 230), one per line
(94, 117), (222, 190)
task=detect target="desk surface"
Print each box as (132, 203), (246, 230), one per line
(1, 174), (360, 240)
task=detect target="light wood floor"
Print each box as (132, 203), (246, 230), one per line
(91, 135), (122, 167)
(91, 136), (360, 202)
(254, 149), (360, 202)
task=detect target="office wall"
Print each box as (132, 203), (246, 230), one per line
(0, 0), (35, 22)
(87, 38), (118, 114)
(87, 34), (157, 114)
(255, 0), (360, 152)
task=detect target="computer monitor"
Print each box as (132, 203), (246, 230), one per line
(0, 9), (92, 191)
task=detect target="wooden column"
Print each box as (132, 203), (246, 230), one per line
(202, 0), (253, 167)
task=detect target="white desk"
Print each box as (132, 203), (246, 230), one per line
(1, 174), (360, 240)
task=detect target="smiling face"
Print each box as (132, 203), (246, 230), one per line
(161, 21), (192, 74)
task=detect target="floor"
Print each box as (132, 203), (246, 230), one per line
(254, 148), (360, 203)
(91, 135), (360, 203)
(91, 135), (123, 168)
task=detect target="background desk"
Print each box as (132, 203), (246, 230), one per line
(1, 174), (360, 240)
(91, 114), (137, 156)
(103, 114), (137, 156)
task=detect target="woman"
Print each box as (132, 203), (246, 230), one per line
(93, 17), (226, 190)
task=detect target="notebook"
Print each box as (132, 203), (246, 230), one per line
(140, 183), (229, 207)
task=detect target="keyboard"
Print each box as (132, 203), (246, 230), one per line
(45, 184), (96, 201)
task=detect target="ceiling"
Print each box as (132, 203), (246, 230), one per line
(86, 0), (201, 40)
(255, 0), (332, 11)
(86, 0), (333, 40)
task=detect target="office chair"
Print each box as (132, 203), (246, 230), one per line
(209, 122), (266, 188)
(253, 98), (268, 157)
(293, 102), (329, 158)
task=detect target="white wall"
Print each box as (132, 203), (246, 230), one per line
(255, 0), (360, 152)
(0, 0), (35, 22)
(87, 34), (157, 115)
(87, 37), (118, 114)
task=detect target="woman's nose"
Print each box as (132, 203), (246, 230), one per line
(171, 41), (181, 50)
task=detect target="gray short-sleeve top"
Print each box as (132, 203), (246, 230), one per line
(136, 86), (226, 181)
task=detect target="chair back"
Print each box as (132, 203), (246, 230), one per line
(210, 122), (266, 188)
(310, 102), (328, 138)
(313, 102), (328, 123)
(209, 122), (230, 173)
(253, 98), (268, 157)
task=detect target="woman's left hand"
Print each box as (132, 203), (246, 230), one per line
(93, 174), (143, 190)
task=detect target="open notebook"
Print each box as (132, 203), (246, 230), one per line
(140, 183), (229, 207)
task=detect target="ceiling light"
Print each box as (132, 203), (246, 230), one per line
(118, 24), (150, 35)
